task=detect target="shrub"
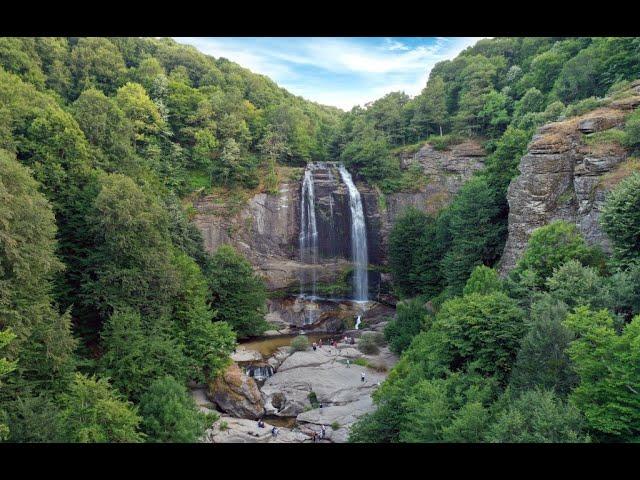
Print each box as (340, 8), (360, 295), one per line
(331, 421), (341, 430)
(601, 172), (640, 267)
(290, 335), (310, 352)
(623, 109), (640, 150)
(308, 391), (319, 408)
(358, 333), (381, 355)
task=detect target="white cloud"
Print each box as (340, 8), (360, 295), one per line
(174, 37), (486, 110)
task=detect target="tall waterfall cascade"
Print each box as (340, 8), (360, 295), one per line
(299, 166), (319, 298)
(298, 162), (369, 303)
(338, 164), (369, 302)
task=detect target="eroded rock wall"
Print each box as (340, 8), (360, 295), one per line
(499, 81), (640, 274)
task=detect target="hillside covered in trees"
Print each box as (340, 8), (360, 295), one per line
(347, 37), (640, 443)
(0, 36), (340, 442)
(1, 36), (640, 444)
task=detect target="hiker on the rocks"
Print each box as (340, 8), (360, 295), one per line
(258, 419), (265, 428)
(271, 426), (278, 437)
(361, 372), (366, 382)
(321, 425), (326, 439)
(311, 431), (317, 442)
(312, 342), (317, 351)
(318, 339), (323, 347)
(346, 359), (350, 368)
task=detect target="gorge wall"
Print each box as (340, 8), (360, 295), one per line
(499, 80), (640, 273)
(192, 140), (486, 294)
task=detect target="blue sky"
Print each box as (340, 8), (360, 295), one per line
(174, 37), (486, 111)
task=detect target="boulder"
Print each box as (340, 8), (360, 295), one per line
(207, 363), (265, 420)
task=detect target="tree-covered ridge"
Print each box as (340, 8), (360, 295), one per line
(350, 36), (640, 444)
(333, 37), (640, 189)
(0, 36), (336, 442)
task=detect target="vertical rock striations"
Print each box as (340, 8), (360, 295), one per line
(499, 81), (640, 274)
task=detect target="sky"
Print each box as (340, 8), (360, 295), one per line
(174, 37), (486, 111)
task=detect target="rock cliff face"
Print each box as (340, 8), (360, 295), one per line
(499, 81), (640, 273)
(192, 142), (486, 291)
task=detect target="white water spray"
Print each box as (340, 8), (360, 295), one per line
(338, 165), (369, 302)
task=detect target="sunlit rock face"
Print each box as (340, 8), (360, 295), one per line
(499, 81), (640, 274)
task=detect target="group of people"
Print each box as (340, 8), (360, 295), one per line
(310, 425), (327, 443)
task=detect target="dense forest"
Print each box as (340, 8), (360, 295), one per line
(0, 37), (340, 442)
(348, 37), (640, 443)
(1, 36), (640, 443)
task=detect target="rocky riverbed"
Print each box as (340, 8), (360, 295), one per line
(196, 330), (398, 443)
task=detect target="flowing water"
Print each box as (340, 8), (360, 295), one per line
(299, 166), (319, 299)
(338, 164), (369, 302)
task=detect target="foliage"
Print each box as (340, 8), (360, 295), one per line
(563, 307), (640, 441)
(487, 388), (590, 443)
(206, 245), (268, 339)
(384, 298), (429, 355)
(139, 375), (208, 443)
(601, 172), (640, 267)
(290, 335), (310, 352)
(509, 296), (577, 397)
(357, 333), (381, 355)
(463, 265), (503, 296)
(58, 373), (143, 443)
(510, 221), (606, 289)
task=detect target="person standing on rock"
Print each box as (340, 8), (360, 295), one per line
(346, 359), (350, 368)
(321, 425), (326, 439)
(361, 372), (366, 383)
(312, 342), (317, 351)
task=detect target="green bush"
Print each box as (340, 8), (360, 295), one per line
(564, 97), (606, 117)
(623, 109), (640, 150)
(357, 333), (381, 355)
(290, 335), (310, 352)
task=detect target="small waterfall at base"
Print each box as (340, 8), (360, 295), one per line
(299, 165), (319, 299)
(244, 365), (274, 382)
(338, 164), (369, 302)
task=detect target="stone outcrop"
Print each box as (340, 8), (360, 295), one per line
(499, 81), (640, 273)
(207, 363), (265, 420)
(202, 416), (309, 443)
(387, 139), (486, 220)
(261, 344), (393, 420)
(376, 139), (486, 257)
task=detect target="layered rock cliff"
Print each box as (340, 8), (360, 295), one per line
(192, 142), (487, 290)
(499, 81), (640, 273)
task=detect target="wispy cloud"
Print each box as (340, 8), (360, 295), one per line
(174, 37), (485, 110)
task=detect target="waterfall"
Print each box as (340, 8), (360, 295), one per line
(338, 165), (369, 302)
(245, 364), (274, 382)
(299, 165), (319, 298)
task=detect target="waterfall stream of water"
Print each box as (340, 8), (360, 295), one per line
(338, 164), (369, 302)
(299, 166), (319, 299)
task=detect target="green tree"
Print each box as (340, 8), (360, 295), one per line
(0, 150), (76, 393)
(207, 245), (268, 339)
(384, 298), (429, 355)
(139, 375), (209, 443)
(563, 307), (640, 441)
(509, 296), (577, 397)
(70, 37), (126, 96)
(511, 220), (605, 289)
(433, 292), (525, 383)
(463, 265), (503, 296)
(58, 373), (143, 443)
(487, 389), (589, 443)
(99, 309), (187, 402)
(601, 172), (640, 267)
